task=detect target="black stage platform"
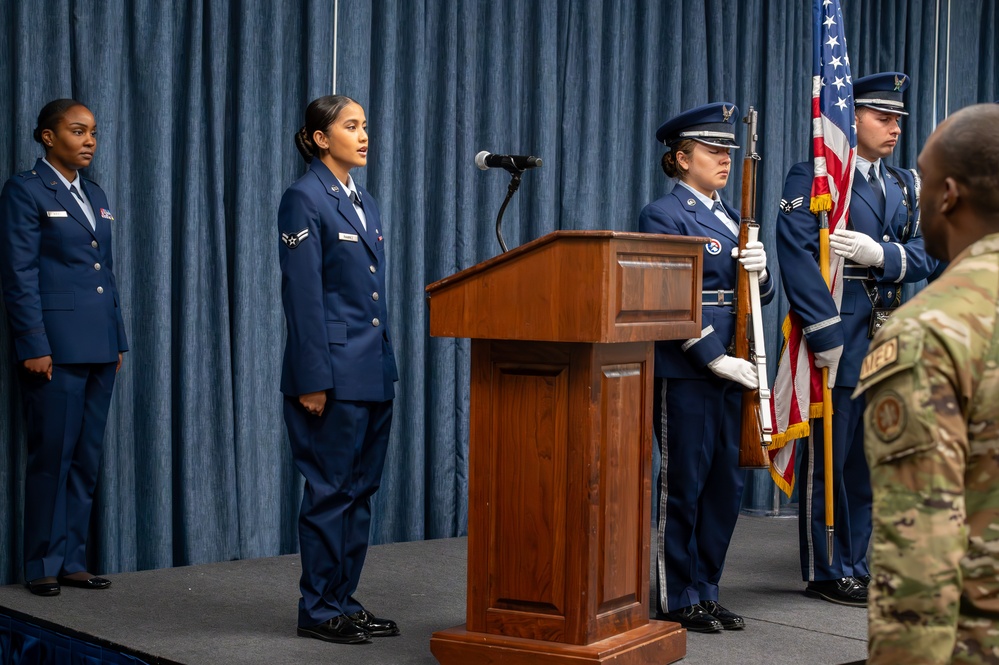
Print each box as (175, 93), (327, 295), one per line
(0, 515), (866, 664)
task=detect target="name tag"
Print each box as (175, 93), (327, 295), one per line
(46, 210), (68, 217)
(859, 337), (898, 381)
(338, 232), (359, 243)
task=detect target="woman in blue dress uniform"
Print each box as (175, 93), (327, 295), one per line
(0, 99), (127, 596)
(279, 95), (399, 644)
(638, 103), (774, 632)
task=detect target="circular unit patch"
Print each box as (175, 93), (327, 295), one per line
(704, 238), (722, 255)
(870, 390), (907, 442)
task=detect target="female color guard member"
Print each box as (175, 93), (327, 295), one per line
(279, 95), (399, 644)
(0, 99), (127, 596)
(638, 103), (774, 632)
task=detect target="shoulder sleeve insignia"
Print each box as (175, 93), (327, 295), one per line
(859, 337), (898, 381)
(870, 390), (906, 442)
(780, 196), (804, 214)
(281, 228), (310, 249)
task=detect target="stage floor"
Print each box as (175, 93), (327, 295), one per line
(0, 515), (866, 664)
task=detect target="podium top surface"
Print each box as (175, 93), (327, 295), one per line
(426, 230), (704, 344)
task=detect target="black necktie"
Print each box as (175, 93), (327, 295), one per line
(711, 200), (724, 214)
(868, 168), (885, 213)
(349, 190), (363, 210)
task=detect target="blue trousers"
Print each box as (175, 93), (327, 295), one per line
(653, 376), (746, 613)
(284, 395), (392, 627)
(20, 361), (117, 582)
(797, 386), (871, 581)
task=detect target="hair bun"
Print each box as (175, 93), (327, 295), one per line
(294, 126), (314, 162)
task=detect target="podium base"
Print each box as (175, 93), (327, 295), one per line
(430, 620), (686, 665)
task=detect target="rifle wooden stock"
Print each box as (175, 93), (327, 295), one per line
(734, 107), (772, 468)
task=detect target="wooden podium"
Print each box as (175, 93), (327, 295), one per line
(426, 231), (703, 665)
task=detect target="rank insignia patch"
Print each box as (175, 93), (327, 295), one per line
(281, 228), (310, 249)
(870, 390), (906, 442)
(780, 196), (804, 214)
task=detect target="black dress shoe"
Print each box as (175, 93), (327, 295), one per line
(26, 577), (60, 596)
(659, 604), (722, 633)
(348, 609), (400, 637)
(804, 578), (867, 606)
(58, 575), (111, 590)
(854, 574), (871, 588)
(298, 615), (371, 644)
(700, 600), (745, 630)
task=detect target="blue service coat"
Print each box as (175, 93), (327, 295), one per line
(278, 158), (397, 625)
(0, 158), (127, 582)
(640, 183), (775, 612)
(0, 160), (128, 363)
(776, 161), (936, 387)
(778, 160), (937, 582)
(278, 159), (397, 402)
(639, 186), (775, 377)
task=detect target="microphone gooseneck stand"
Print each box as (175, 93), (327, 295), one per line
(494, 170), (523, 254)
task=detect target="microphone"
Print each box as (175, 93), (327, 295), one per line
(475, 151), (543, 172)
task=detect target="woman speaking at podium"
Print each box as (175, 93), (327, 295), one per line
(638, 103), (773, 633)
(278, 95), (399, 645)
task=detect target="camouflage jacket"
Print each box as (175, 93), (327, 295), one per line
(855, 232), (999, 664)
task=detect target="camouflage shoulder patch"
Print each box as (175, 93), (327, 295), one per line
(860, 337), (898, 381)
(869, 390), (907, 442)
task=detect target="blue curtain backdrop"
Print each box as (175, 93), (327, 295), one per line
(0, 0), (996, 585)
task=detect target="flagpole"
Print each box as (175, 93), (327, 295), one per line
(818, 211), (835, 565)
(332, 0), (339, 93)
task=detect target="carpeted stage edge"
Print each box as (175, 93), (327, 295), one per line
(0, 516), (867, 664)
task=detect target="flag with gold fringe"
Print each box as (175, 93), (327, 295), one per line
(769, 0), (857, 495)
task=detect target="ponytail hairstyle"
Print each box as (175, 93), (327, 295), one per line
(294, 95), (358, 163)
(660, 138), (698, 180)
(33, 99), (84, 148)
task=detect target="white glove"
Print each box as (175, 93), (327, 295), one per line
(736, 240), (769, 282)
(829, 229), (885, 268)
(813, 345), (843, 388)
(707, 355), (759, 389)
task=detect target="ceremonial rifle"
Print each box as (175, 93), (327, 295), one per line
(734, 106), (773, 468)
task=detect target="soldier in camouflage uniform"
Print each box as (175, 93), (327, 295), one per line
(855, 103), (999, 664)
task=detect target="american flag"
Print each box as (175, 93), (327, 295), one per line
(768, 0), (857, 495)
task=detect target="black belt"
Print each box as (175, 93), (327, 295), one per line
(843, 263), (870, 280)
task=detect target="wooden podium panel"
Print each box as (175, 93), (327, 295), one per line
(427, 232), (696, 665)
(427, 231), (703, 343)
(469, 340), (652, 644)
